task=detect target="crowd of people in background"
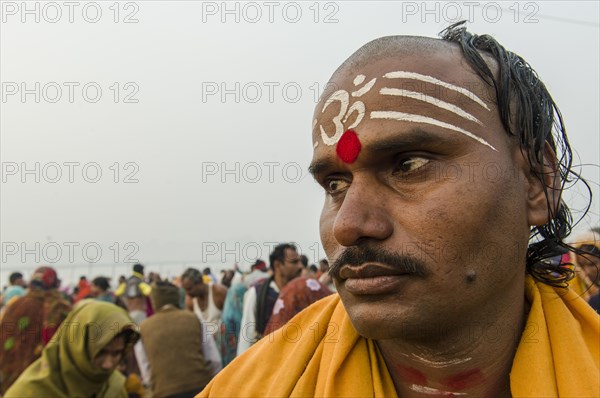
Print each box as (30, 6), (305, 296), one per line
(0, 232), (598, 397)
(0, 243), (338, 397)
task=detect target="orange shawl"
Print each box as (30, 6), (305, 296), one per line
(199, 277), (599, 397)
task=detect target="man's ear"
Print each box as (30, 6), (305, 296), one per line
(522, 142), (562, 227)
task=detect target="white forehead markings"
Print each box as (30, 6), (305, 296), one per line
(352, 78), (376, 97)
(380, 88), (482, 125)
(343, 101), (365, 130)
(318, 75), (375, 146)
(320, 90), (350, 145)
(353, 74), (366, 86)
(384, 71), (490, 111)
(410, 385), (466, 396)
(411, 354), (472, 368)
(370, 111), (497, 151)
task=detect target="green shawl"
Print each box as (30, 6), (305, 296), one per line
(4, 299), (139, 398)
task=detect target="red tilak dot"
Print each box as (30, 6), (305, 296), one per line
(336, 129), (361, 164)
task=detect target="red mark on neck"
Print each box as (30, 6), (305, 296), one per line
(336, 129), (361, 163)
(395, 364), (427, 385)
(443, 368), (484, 390)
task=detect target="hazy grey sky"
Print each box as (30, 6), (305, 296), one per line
(1, 1), (598, 285)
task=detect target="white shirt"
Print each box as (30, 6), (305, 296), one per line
(237, 280), (279, 356)
(192, 283), (222, 336)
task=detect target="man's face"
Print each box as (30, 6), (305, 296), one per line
(13, 277), (25, 287)
(90, 284), (102, 297)
(311, 50), (536, 340)
(276, 248), (303, 284)
(181, 277), (204, 297)
(319, 261), (329, 273)
(94, 335), (126, 370)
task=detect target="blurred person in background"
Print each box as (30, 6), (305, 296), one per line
(567, 229), (600, 312)
(307, 264), (319, 279)
(218, 282), (248, 366)
(264, 277), (332, 335)
(181, 268), (227, 339)
(136, 281), (214, 398)
(74, 276), (92, 302)
(91, 276), (120, 305)
(220, 263), (244, 288)
(115, 263), (153, 325)
(4, 300), (139, 398)
(237, 243), (302, 355)
(0, 266), (71, 394)
(243, 259), (269, 288)
(299, 254), (309, 277)
(203, 267), (218, 284)
(318, 258), (336, 291)
(0, 272), (27, 319)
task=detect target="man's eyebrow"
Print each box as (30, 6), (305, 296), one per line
(308, 159), (334, 179)
(366, 128), (452, 152)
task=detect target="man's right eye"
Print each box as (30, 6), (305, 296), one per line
(325, 179), (350, 194)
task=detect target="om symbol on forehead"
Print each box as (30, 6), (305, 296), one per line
(314, 71), (496, 157)
(317, 74), (376, 147)
(314, 74), (376, 163)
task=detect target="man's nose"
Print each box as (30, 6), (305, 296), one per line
(332, 182), (393, 247)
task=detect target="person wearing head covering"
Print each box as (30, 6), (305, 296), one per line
(264, 277), (333, 335)
(242, 259), (269, 288)
(4, 299), (139, 397)
(0, 266), (71, 394)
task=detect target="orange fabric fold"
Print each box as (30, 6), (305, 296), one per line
(510, 278), (599, 397)
(199, 277), (599, 398)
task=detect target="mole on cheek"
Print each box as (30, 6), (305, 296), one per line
(336, 129), (362, 163)
(466, 270), (477, 283)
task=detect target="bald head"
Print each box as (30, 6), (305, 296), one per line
(333, 35), (459, 79)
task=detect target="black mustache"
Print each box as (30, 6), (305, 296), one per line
(330, 246), (429, 279)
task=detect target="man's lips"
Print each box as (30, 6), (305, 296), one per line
(338, 263), (414, 295)
(338, 262), (411, 280)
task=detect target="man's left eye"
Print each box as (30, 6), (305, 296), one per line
(395, 157), (430, 173)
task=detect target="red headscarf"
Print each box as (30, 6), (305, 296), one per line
(30, 266), (59, 290)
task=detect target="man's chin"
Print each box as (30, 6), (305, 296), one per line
(341, 298), (416, 340)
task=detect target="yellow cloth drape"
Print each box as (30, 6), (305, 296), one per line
(511, 278), (599, 397)
(4, 300), (139, 398)
(199, 276), (599, 398)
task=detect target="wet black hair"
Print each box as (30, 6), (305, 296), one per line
(440, 21), (592, 287)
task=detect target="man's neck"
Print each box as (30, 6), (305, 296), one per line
(377, 288), (525, 398)
(196, 283), (209, 299)
(274, 274), (286, 291)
